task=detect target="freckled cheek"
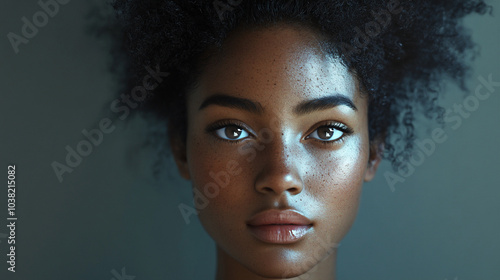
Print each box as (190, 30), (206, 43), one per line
(306, 159), (364, 243)
(312, 143), (367, 219)
(187, 135), (249, 228)
(316, 160), (363, 205)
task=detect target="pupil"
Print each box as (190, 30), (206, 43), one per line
(319, 127), (333, 139)
(225, 126), (242, 139)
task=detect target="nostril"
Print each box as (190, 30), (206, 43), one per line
(262, 187), (274, 193)
(288, 186), (300, 194)
(261, 186), (300, 194)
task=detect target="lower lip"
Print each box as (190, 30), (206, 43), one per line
(248, 225), (312, 244)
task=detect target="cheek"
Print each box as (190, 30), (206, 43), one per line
(311, 138), (369, 238)
(186, 135), (250, 233)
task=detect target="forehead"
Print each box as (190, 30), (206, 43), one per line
(190, 24), (363, 114)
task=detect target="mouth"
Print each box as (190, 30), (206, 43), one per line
(246, 209), (313, 244)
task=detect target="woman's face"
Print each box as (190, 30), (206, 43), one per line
(173, 24), (380, 278)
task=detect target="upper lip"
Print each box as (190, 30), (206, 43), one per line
(246, 209), (312, 226)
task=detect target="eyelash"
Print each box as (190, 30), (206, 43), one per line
(307, 122), (353, 145)
(205, 120), (254, 144)
(205, 120), (353, 145)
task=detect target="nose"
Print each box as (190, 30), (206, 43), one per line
(253, 137), (304, 196)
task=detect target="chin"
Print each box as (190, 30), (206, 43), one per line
(241, 252), (321, 279)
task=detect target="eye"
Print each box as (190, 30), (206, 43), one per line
(306, 123), (349, 143)
(213, 124), (250, 141)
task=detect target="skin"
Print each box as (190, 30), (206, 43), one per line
(171, 23), (382, 280)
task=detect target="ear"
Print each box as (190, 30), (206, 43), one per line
(169, 133), (191, 181)
(364, 138), (384, 182)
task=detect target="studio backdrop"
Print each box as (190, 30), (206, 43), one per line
(0, 0), (499, 279)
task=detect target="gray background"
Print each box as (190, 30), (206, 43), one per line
(0, 0), (499, 279)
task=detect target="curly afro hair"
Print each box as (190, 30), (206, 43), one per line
(109, 0), (490, 170)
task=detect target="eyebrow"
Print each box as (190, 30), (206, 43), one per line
(293, 95), (357, 115)
(198, 94), (264, 114)
(198, 93), (357, 115)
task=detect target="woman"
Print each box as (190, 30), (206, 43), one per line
(110, 0), (490, 279)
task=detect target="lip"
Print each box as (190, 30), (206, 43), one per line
(246, 209), (313, 244)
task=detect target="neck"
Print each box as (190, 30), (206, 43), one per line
(215, 246), (337, 280)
